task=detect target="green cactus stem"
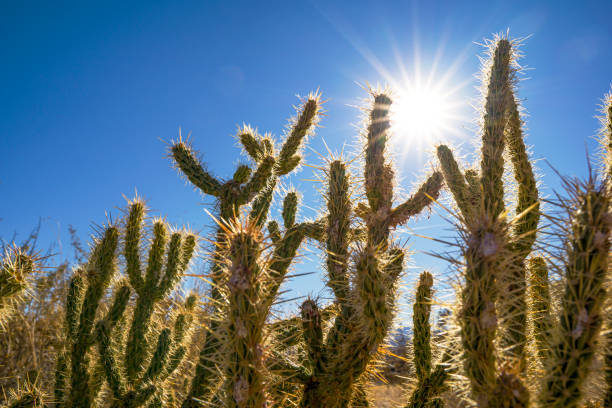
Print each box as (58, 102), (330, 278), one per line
(538, 178), (611, 408)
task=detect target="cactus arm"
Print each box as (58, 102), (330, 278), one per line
(96, 320), (126, 399)
(326, 160), (351, 301)
(282, 191), (298, 229)
(300, 299), (326, 376)
(267, 221), (282, 244)
(249, 180), (276, 228)
(405, 365), (448, 408)
(162, 346), (187, 381)
(464, 169), (482, 209)
(500, 97), (537, 365)
(69, 226), (119, 408)
(480, 39), (512, 220)
(499, 97), (539, 367)
(527, 257), (552, 363)
(105, 284), (131, 329)
(276, 96), (320, 176)
(436, 145), (471, 218)
(538, 182), (611, 408)
(239, 156), (276, 204)
(65, 271), (85, 340)
(156, 233), (182, 300)
(388, 171), (443, 227)
(125, 201), (145, 292)
(238, 127), (265, 162)
(143, 329), (172, 383)
(142, 221), (168, 294)
(180, 234), (197, 271)
(54, 351), (68, 406)
(233, 164), (252, 184)
(364, 94), (393, 217)
(413, 272), (433, 383)
(506, 96), (539, 255)
(383, 247), (405, 290)
(170, 142), (222, 196)
(459, 218), (504, 407)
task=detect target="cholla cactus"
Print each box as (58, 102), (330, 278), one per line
(0, 247), (36, 328)
(52, 201), (199, 408)
(437, 37), (540, 370)
(601, 86), (612, 408)
(527, 256), (552, 364)
(537, 176), (611, 407)
(268, 92), (442, 408)
(176, 95), (321, 407)
(405, 271), (448, 408)
(95, 201), (198, 407)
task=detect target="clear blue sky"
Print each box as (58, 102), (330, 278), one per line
(2, 1), (611, 316)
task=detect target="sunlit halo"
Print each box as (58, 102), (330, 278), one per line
(392, 84), (453, 142)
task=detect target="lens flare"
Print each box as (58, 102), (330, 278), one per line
(392, 85), (453, 143)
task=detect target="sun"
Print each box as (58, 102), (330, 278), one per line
(391, 83), (455, 146)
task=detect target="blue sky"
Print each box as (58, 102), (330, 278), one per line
(2, 1), (611, 316)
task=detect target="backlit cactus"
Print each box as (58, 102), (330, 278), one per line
(2, 34), (612, 408)
(437, 37), (540, 372)
(51, 201), (198, 408)
(177, 95), (321, 407)
(0, 247), (36, 328)
(404, 272), (448, 408)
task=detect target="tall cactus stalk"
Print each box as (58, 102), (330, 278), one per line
(437, 37), (540, 395)
(538, 177), (611, 408)
(598, 88), (612, 407)
(527, 256), (552, 364)
(405, 271), (448, 408)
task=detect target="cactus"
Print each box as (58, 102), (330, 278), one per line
(601, 87), (612, 408)
(177, 95), (321, 407)
(538, 176), (611, 407)
(3, 34), (612, 408)
(64, 225), (120, 408)
(405, 271), (448, 408)
(51, 201), (198, 408)
(265, 92), (442, 408)
(95, 201), (198, 408)
(437, 37), (539, 385)
(527, 256), (552, 363)
(0, 247), (36, 328)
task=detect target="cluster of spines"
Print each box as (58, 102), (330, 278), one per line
(0, 247), (36, 328)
